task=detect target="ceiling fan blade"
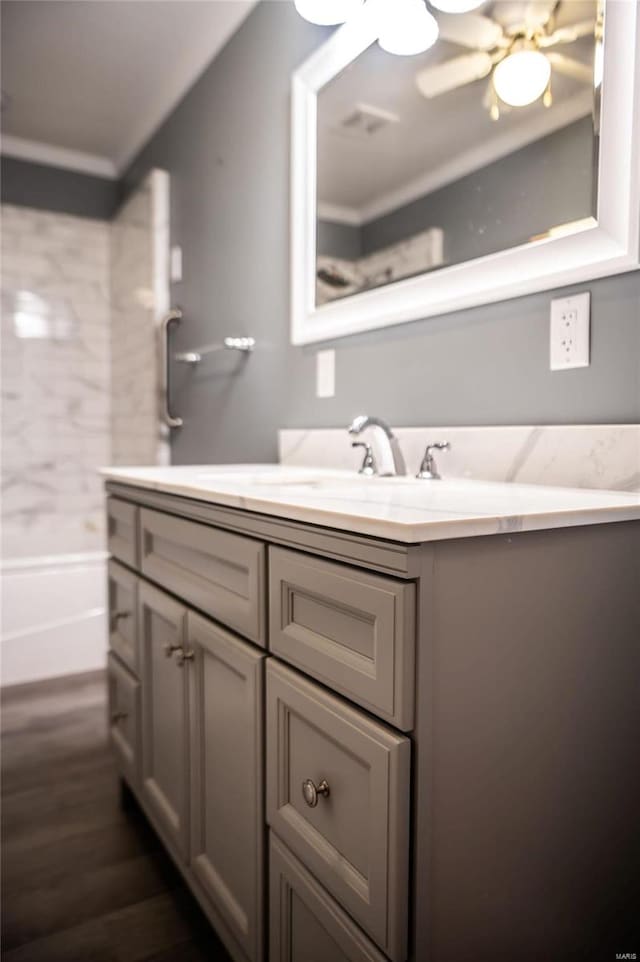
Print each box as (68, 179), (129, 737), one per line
(416, 52), (493, 99)
(436, 12), (505, 51)
(547, 52), (593, 83)
(524, 0), (558, 30)
(539, 19), (596, 47)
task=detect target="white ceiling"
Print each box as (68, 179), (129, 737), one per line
(318, 0), (597, 220)
(0, 0), (256, 177)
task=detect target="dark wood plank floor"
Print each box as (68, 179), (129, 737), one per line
(1, 670), (232, 962)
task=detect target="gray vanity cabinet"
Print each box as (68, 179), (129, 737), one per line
(188, 611), (265, 962)
(138, 580), (190, 860)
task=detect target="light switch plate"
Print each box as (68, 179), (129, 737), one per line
(316, 349), (335, 398)
(550, 291), (590, 370)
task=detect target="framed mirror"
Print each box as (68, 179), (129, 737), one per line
(290, 0), (639, 345)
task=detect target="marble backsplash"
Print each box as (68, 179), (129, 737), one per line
(1, 205), (111, 557)
(280, 424), (640, 492)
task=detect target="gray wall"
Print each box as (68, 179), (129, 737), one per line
(317, 218), (362, 260)
(1, 155), (119, 219)
(121, 1), (638, 465)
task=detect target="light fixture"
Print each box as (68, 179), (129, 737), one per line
(429, 0), (484, 12)
(492, 47), (551, 107)
(293, 0), (364, 26)
(376, 0), (439, 56)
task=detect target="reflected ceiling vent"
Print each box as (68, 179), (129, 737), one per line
(339, 102), (400, 136)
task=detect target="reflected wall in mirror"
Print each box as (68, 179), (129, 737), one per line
(316, 0), (600, 306)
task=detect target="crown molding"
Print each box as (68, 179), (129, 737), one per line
(1, 134), (117, 178)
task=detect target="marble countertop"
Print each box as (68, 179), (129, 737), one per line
(101, 464), (640, 544)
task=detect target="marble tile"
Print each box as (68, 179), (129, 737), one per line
(1, 205), (111, 558)
(317, 227), (443, 305)
(279, 425), (640, 492)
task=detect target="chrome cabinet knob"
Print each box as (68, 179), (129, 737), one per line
(175, 648), (195, 667)
(163, 642), (181, 658)
(111, 710), (128, 724)
(302, 778), (330, 808)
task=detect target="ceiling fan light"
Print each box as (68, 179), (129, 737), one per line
(429, 0), (484, 12)
(293, 0), (364, 26)
(377, 0), (439, 56)
(493, 49), (551, 107)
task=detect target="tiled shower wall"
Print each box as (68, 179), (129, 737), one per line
(1, 204), (111, 558)
(110, 170), (169, 467)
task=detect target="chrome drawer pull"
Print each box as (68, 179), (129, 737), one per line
(111, 710), (128, 724)
(302, 778), (330, 808)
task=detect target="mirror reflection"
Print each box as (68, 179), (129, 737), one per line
(316, 0), (601, 306)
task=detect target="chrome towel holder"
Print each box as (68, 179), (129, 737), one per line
(161, 308), (255, 428)
(174, 336), (255, 364)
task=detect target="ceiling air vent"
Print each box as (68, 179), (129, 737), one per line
(339, 102), (400, 136)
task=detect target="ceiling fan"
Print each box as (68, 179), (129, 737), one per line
(415, 1), (598, 117)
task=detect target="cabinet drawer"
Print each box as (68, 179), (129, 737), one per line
(139, 508), (266, 646)
(269, 834), (386, 962)
(266, 660), (410, 962)
(108, 560), (138, 673)
(107, 497), (139, 569)
(107, 653), (140, 788)
(269, 547), (415, 730)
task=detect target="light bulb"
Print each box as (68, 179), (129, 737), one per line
(294, 0), (364, 26)
(493, 49), (551, 107)
(376, 0), (439, 56)
(429, 0), (484, 11)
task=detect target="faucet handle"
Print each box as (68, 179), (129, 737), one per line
(417, 441), (450, 480)
(351, 442), (377, 476)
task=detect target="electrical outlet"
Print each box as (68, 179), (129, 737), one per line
(550, 292), (590, 370)
(316, 349), (335, 398)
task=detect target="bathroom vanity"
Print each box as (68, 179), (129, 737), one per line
(103, 466), (639, 962)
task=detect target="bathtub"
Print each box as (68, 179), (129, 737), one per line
(1, 551), (108, 687)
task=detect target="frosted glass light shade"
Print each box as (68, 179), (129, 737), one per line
(294, 0), (364, 26)
(493, 49), (551, 106)
(377, 0), (439, 55)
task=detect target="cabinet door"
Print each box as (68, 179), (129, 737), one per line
(188, 612), (265, 962)
(270, 835), (386, 962)
(138, 581), (189, 859)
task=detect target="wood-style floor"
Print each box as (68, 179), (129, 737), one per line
(1, 671), (232, 962)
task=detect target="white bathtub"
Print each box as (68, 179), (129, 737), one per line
(1, 551), (108, 687)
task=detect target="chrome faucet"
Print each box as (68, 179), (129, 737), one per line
(347, 415), (406, 477)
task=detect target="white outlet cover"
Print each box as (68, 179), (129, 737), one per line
(550, 291), (590, 371)
(316, 349), (335, 398)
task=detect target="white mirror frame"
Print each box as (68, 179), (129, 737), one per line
(290, 0), (640, 346)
